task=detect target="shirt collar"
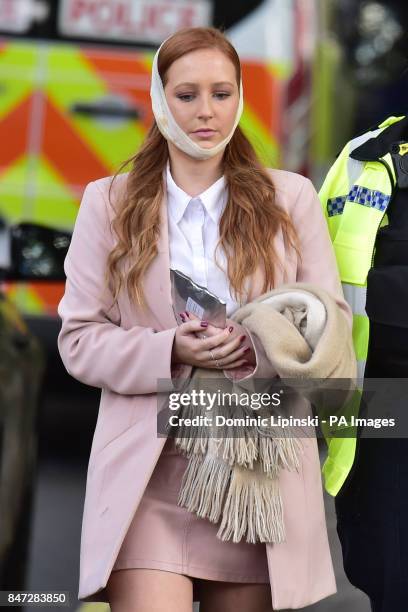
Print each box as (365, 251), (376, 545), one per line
(166, 162), (227, 224)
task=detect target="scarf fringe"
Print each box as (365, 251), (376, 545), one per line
(177, 453), (232, 522)
(259, 436), (302, 477)
(174, 434), (207, 456)
(221, 435), (258, 468)
(169, 386), (303, 543)
(217, 466), (286, 544)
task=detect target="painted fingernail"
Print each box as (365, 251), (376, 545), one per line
(200, 321), (208, 327)
(243, 347), (251, 353)
(179, 313), (185, 321)
(185, 312), (190, 318)
(229, 326), (234, 333)
(239, 335), (246, 343)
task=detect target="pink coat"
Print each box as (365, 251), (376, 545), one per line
(57, 168), (352, 609)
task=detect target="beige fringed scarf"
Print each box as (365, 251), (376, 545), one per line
(168, 283), (357, 545)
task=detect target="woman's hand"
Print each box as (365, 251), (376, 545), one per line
(174, 311), (256, 368)
(172, 315), (253, 369)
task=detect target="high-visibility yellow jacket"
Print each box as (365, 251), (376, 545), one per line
(318, 115), (405, 495)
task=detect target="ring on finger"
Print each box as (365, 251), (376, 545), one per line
(209, 350), (222, 368)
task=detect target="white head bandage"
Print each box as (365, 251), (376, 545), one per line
(150, 40), (244, 160)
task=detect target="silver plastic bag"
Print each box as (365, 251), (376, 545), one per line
(170, 269), (227, 329)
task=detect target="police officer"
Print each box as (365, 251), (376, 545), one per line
(319, 114), (408, 612)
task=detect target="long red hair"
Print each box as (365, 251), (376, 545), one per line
(105, 27), (299, 311)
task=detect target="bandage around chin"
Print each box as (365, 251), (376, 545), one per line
(150, 41), (244, 160)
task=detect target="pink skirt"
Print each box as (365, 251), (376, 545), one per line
(111, 437), (270, 593)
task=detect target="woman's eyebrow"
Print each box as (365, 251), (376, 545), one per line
(213, 81), (235, 87)
(174, 82), (197, 88)
(174, 81), (235, 88)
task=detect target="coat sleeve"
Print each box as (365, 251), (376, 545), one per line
(292, 177), (352, 326)
(57, 180), (190, 396)
(222, 329), (278, 383)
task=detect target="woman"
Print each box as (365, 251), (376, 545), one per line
(57, 27), (351, 611)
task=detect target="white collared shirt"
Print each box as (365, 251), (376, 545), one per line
(166, 163), (241, 316)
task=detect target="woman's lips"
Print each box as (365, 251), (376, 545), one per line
(193, 129), (216, 138)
